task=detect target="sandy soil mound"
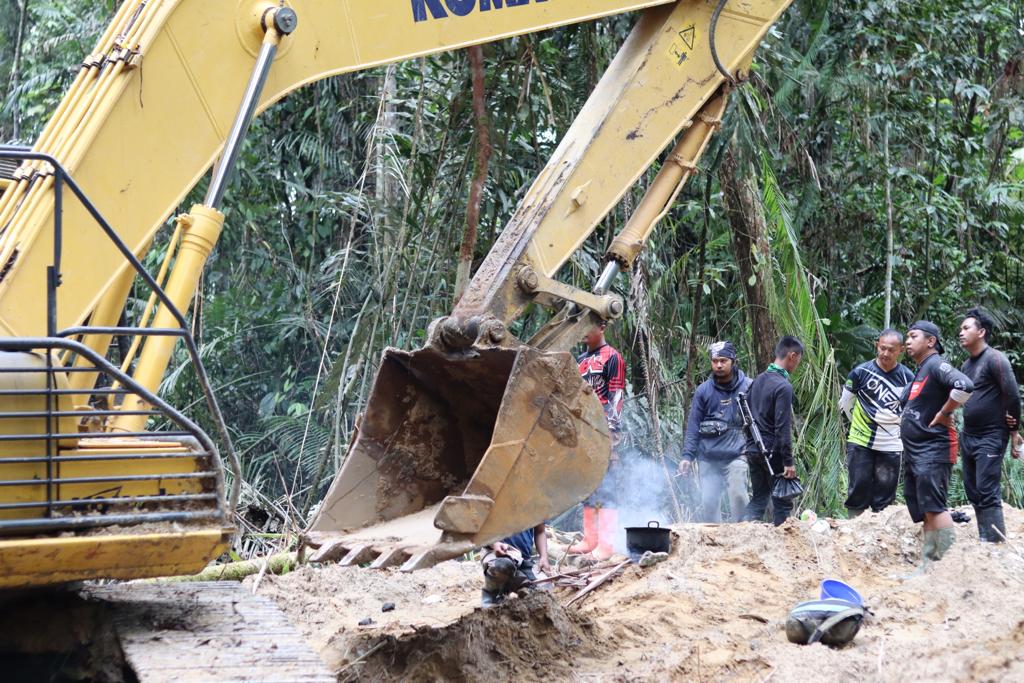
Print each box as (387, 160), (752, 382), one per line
(341, 592), (598, 682)
(256, 505), (1024, 682)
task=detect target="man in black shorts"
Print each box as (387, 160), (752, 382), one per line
(958, 307), (1021, 543)
(901, 321), (974, 564)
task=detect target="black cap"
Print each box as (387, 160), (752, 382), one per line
(908, 320), (944, 354)
(709, 340), (737, 361)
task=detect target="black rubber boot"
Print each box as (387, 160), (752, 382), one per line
(978, 507), (1006, 544)
(480, 589), (502, 608)
(974, 506), (988, 541)
(480, 557), (516, 608)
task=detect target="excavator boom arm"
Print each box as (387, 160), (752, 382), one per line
(0, 0), (676, 338)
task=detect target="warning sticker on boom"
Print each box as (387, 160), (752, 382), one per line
(667, 24), (699, 67)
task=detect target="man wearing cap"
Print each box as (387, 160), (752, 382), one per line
(569, 320), (627, 561)
(958, 307), (1021, 543)
(901, 320), (974, 563)
(838, 329), (915, 516)
(678, 341), (752, 522)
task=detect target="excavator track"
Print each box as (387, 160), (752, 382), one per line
(85, 581), (333, 683)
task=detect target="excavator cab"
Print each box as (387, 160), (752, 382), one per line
(304, 323), (611, 571)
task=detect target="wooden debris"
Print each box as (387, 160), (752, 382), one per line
(526, 561), (619, 587)
(564, 560), (631, 608)
(739, 613), (770, 623)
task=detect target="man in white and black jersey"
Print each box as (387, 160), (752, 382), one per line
(838, 330), (914, 516)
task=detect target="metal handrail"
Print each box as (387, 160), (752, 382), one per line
(0, 149), (241, 512)
(0, 337), (227, 534)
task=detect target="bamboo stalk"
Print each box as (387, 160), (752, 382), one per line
(151, 551), (298, 583)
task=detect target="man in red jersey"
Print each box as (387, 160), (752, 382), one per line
(569, 320), (626, 561)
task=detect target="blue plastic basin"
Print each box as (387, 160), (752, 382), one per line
(820, 579), (863, 606)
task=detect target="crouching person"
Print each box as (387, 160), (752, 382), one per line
(480, 522), (552, 608)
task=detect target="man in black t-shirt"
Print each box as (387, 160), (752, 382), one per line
(901, 321), (974, 564)
(958, 307), (1021, 543)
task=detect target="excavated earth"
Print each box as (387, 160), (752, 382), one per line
(252, 505), (1024, 682)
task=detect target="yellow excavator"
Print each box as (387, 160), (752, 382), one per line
(0, 0), (793, 588)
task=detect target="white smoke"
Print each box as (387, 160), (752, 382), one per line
(612, 448), (675, 555)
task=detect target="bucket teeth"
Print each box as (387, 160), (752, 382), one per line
(339, 545), (375, 567)
(302, 534), (477, 571)
(400, 540), (476, 573)
(368, 546), (411, 569)
(307, 538), (350, 564)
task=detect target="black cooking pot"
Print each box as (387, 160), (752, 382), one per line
(625, 521), (671, 559)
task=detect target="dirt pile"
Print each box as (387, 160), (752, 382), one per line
(256, 505), (1024, 682)
(341, 592), (598, 682)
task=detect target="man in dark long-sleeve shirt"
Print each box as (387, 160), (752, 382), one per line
(901, 321), (974, 565)
(958, 308), (1021, 543)
(678, 341), (752, 522)
(743, 336), (804, 526)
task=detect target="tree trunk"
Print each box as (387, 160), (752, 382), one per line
(7, 0), (29, 140)
(684, 188), (710, 400)
(720, 145), (778, 369)
(375, 66), (399, 207)
(883, 118), (894, 329)
(454, 45), (491, 305)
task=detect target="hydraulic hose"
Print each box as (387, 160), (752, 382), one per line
(710, 0), (736, 84)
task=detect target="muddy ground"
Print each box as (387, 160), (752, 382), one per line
(252, 505), (1024, 682)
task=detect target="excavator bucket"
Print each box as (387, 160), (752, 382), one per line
(305, 343), (610, 571)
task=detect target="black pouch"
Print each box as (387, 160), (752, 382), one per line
(698, 419), (728, 436)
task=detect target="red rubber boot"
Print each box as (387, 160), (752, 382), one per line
(592, 507), (619, 561)
(569, 506), (598, 554)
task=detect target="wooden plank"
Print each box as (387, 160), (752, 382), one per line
(86, 581), (333, 682)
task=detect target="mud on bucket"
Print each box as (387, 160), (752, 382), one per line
(307, 343), (612, 569)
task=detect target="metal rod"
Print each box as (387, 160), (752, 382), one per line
(0, 493), (218, 511)
(0, 430), (193, 441)
(48, 170), (63, 337)
(0, 388), (130, 396)
(0, 510), (220, 535)
(0, 452), (210, 465)
(58, 326), (187, 337)
(45, 341), (54, 517)
(594, 261), (620, 295)
(204, 39), (279, 208)
(0, 409), (160, 419)
(0, 366), (150, 373)
(0, 471), (218, 486)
